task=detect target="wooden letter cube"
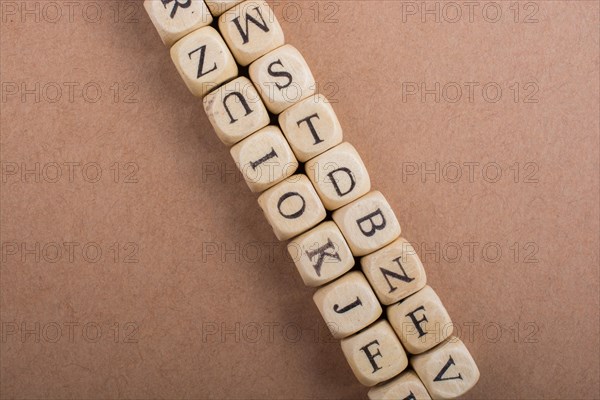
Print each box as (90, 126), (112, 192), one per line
(257, 175), (326, 241)
(170, 26), (238, 98)
(340, 320), (409, 387)
(305, 142), (371, 210)
(203, 77), (269, 145)
(144, 0), (213, 47)
(249, 44), (316, 114)
(332, 191), (401, 256)
(411, 337), (480, 399)
(219, 1), (285, 66)
(361, 237), (427, 306)
(287, 221), (354, 287)
(278, 94), (343, 162)
(313, 271), (382, 339)
(387, 286), (452, 354)
(205, 0), (244, 16)
(368, 370), (432, 400)
(230, 125), (298, 192)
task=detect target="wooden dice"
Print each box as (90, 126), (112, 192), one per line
(249, 44), (316, 114)
(411, 337), (480, 399)
(230, 125), (298, 192)
(257, 174), (326, 241)
(388, 286), (453, 354)
(279, 94), (343, 162)
(170, 26), (238, 97)
(341, 320), (408, 387)
(219, 1), (284, 66)
(144, 0), (213, 46)
(203, 76), (269, 145)
(144, 2), (480, 394)
(362, 238), (427, 306)
(306, 142), (371, 210)
(287, 221), (354, 287)
(368, 370), (432, 400)
(333, 191), (401, 256)
(313, 271), (382, 339)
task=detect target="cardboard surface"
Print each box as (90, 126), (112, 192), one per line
(1, 1), (599, 398)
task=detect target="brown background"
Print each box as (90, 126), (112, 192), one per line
(1, 0), (599, 399)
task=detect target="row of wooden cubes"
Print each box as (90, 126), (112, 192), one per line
(143, 1), (479, 398)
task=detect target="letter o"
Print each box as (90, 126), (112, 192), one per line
(282, 3), (302, 23)
(283, 323), (302, 343)
(482, 82), (502, 103)
(42, 162), (62, 183)
(442, 2), (462, 23)
(482, 2), (502, 23)
(442, 82), (462, 103)
(82, 2), (102, 23)
(482, 162), (502, 183)
(42, 242), (62, 263)
(83, 322), (102, 342)
(82, 242), (102, 263)
(42, 2), (62, 23)
(82, 162), (102, 183)
(42, 82), (62, 103)
(42, 322), (62, 343)
(442, 162), (462, 183)
(483, 322), (502, 343)
(242, 242), (261, 263)
(281, 82), (303, 103)
(277, 192), (306, 219)
(442, 242), (462, 263)
(82, 82), (102, 103)
(242, 322), (261, 343)
(241, 163), (262, 183)
(482, 242), (502, 263)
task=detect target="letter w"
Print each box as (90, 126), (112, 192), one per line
(232, 7), (270, 44)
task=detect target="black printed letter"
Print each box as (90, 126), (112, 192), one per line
(223, 92), (253, 124)
(433, 356), (463, 382)
(277, 192), (306, 219)
(327, 167), (356, 197)
(296, 113), (324, 144)
(405, 305), (428, 338)
(231, 6), (270, 44)
(305, 239), (341, 277)
(188, 45), (217, 79)
(162, 0), (191, 19)
(333, 297), (362, 313)
(250, 148), (278, 170)
(380, 256), (415, 293)
(356, 209), (386, 237)
(359, 340), (383, 373)
(267, 60), (293, 90)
